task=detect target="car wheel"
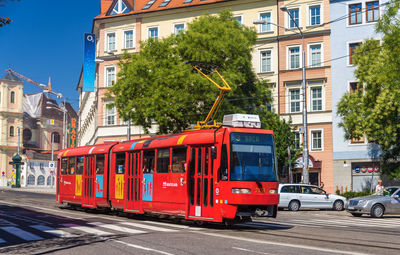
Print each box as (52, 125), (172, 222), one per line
(288, 200), (300, 211)
(333, 200), (344, 211)
(371, 204), (384, 218)
(351, 213), (362, 217)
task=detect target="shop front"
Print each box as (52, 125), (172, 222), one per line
(351, 162), (380, 192)
(293, 155), (322, 186)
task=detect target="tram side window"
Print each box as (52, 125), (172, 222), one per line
(96, 155), (105, 174)
(172, 147), (187, 173)
(220, 145), (228, 180)
(68, 157), (76, 175)
(76, 156), (84, 175)
(189, 148), (196, 176)
(61, 158), (68, 175)
(143, 150), (155, 173)
(115, 153), (125, 174)
(157, 148), (170, 173)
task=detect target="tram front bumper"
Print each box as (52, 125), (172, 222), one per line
(236, 204), (277, 218)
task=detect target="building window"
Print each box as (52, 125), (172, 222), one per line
(143, 0), (156, 10)
(288, 46), (300, 69)
(234, 15), (242, 25)
(27, 175), (35, 185)
(10, 91), (15, 104)
(148, 27), (159, 39)
(366, 1), (379, 22)
(9, 126), (14, 137)
(105, 105), (116, 126)
(289, 89), (301, 113)
(52, 132), (60, 144)
(259, 12), (271, 32)
(349, 42), (361, 65)
(288, 8), (300, 29)
(174, 23), (185, 34)
(124, 30), (134, 49)
(309, 5), (321, 26)
(294, 131), (301, 148)
(309, 44), (322, 67)
(37, 175), (45, 185)
(159, 0), (171, 7)
(47, 176), (53, 186)
(110, 0), (130, 15)
(311, 130), (323, 151)
(40, 162), (44, 170)
(350, 81), (363, 94)
(106, 66), (116, 87)
(349, 3), (362, 25)
(260, 50), (272, 73)
(311, 87), (322, 111)
(106, 33), (116, 52)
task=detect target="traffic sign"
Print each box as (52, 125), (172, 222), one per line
(49, 161), (56, 169)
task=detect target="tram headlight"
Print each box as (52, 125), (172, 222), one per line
(268, 189), (278, 194)
(232, 188), (251, 194)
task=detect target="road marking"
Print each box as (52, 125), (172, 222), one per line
(30, 224), (77, 238)
(0, 238), (6, 244)
(233, 247), (272, 255)
(0, 226), (43, 241)
(121, 222), (178, 232)
(112, 239), (175, 255)
(62, 223), (113, 236)
(243, 222), (292, 229)
(194, 231), (369, 255)
(88, 222), (147, 234)
(142, 221), (190, 229)
(0, 219), (17, 226)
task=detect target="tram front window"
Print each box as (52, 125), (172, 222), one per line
(230, 133), (277, 182)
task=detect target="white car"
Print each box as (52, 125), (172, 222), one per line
(278, 184), (347, 211)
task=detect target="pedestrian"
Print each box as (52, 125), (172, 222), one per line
(375, 179), (385, 195)
(319, 181), (324, 189)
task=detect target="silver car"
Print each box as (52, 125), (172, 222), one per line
(278, 184), (347, 211)
(346, 186), (400, 218)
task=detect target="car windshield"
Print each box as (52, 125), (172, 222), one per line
(373, 187), (398, 196)
(230, 133), (277, 182)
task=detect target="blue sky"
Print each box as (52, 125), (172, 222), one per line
(0, 0), (100, 110)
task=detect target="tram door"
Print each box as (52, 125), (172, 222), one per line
(189, 146), (214, 219)
(125, 151), (141, 212)
(83, 155), (95, 206)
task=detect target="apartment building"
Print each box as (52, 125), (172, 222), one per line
(78, 0), (280, 146)
(330, 0), (386, 192)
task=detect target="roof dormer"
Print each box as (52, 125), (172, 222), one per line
(108, 0), (131, 16)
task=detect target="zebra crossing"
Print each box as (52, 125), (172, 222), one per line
(0, 218), (192, 247)
(266, 216), (400, 230)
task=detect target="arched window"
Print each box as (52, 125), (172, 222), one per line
(46, 176), (53, 186)
(10, 91), (15, 104)
(37, 175), (45, 185)
(23, 128), (32, 141)
(9, 126), (14, 137)
(52, 132), (60, 144)
(27, 175), (35, 186)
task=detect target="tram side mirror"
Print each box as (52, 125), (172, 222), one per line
(211, 146), (217, 159)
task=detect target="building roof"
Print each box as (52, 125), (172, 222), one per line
(1, 70), (22, 83)
(96, 0), (231, 20)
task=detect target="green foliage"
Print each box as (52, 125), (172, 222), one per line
(110, 10), (298, 174)
(0, 0), (20, 27)
(337, 1), (400, 178)
(337, 190), (373, 200)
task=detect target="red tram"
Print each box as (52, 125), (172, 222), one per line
(56, 117), (279, 223)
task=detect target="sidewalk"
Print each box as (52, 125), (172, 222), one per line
(0, 186), (56, 194)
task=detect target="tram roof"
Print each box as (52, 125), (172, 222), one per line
(58, 142), (118, 157)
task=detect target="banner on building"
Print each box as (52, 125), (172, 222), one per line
(70, 117), (77, 148)
(83, 33), (96, 92)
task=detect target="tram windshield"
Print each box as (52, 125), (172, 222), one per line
(230, 133), (277, 182)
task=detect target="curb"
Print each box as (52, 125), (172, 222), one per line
(0, 187), (56, 194)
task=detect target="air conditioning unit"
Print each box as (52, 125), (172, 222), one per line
(223, 114), (261, 128)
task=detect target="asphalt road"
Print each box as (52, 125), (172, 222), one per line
(0, 189), (399, 255)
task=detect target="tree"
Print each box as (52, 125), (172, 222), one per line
(0, 0), (19, 27)
(110, 10), (298, 174)
(337, 1), (400, 178)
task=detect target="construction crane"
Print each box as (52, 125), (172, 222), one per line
(187, 64), (231, 131)
(5, 68), (52, 92)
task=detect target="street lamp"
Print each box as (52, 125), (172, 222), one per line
(253, 6), (309, 184)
